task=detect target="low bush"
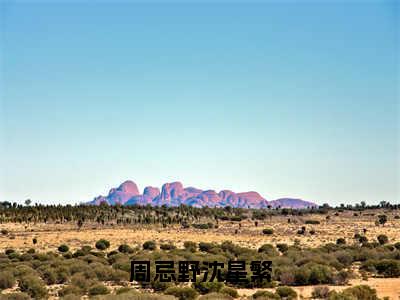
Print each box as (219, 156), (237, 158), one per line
(276, 243), (289, 253)
(252, 290), (279, 299)
(341, 285), (379, 300)
(58, 285), (83, 297)
(258, 244), (279, 256)
(374, 259), (400, 277)
(193, 281), (224, 294)
(1, 292), (30, 300)
(95, 239), (110, 250)
(220, 286), (239, 298)
(198, 242), (218, 253)
(305, 220), (320, 225)
(58, 244), (69, 253)
(336, 238), (346, 245)
(19, 275), (48, 299)
(198, 292), (233, 300)
(164, 286), (198, 300)
(275, 286), (297, 300)
(377, 234), (389, 245)
(184, 241), (197, 252)
(263, 228), (274, 235)
(160, 243), (177, 250)
(311, 286), (330, 299)
(0, 271), (15, 289)
(193, 223), (214, 229)
(143, 241), (157, 250)
(88, 283), (109, 295)
(118, 244), (134, 253)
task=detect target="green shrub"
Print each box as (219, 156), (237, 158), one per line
(58, 244), (69, 253)
(198, 292), (233, 300)
(88, 283), (109, 295)
(377, 234), (389, 245)
(19, 253), (33, 261)
(336, 238), (346, 245)
(258, 244), (279, 256)
(377, 215), (388, 226)
(39, 267), (57, 285)
(220, 286), (239, 298)
(58, 285), (83, 297)
(252, 290), (279, 299)
(312, 286), (330, 299)
(118, 244), (134, 253)
(1, 292), (30, 300)
(81, 245), (92, 253)
(335, 251), (353, 266)
(165, 286), (198, 300)
(116, 287), (134, 294)
(276, 243), (289, 253)
(19, 275), (48, 299)
(374, 259), (400, 277)
(143, 240), (156, 250)
(95, 239), (111, 250)
(275, 286), (297, 300)
(193, 281), (224, 294)
(305, 220), (320, 225)
(263, 228), (274, 235)
(0, 271), (16, 289)
(309, 264), (333, 284)
(341, 285), (379, 300)
(184, 241), (197, 252)
(198, 242), (218, 253)
(394, 242), (400, 250)
(72, 249), (85, 258)
(160, 243), (177, 250)
(71, 273), (95, 291)
(5, 249), (15, 255)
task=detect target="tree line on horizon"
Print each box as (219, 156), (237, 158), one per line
(0, 201), (398, 226)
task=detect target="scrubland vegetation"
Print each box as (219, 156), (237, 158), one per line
(0, 202), (399, 299)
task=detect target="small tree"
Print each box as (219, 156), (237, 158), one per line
(77, 219), (84, 230)
(378, 215), (388, 226)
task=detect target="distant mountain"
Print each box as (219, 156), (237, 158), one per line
(269, 198), (317, 209)
(88, 180), (317, 209)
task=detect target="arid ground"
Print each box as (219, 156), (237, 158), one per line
(1, 209), (400, 299)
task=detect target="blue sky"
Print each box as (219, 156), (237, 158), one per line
(0, 1), (399, 205)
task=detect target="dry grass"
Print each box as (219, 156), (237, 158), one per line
(1, 209), (400, 299)
(1, 210), (399, 252)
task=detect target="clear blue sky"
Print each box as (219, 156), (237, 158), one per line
(0, 1), (399, 206)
